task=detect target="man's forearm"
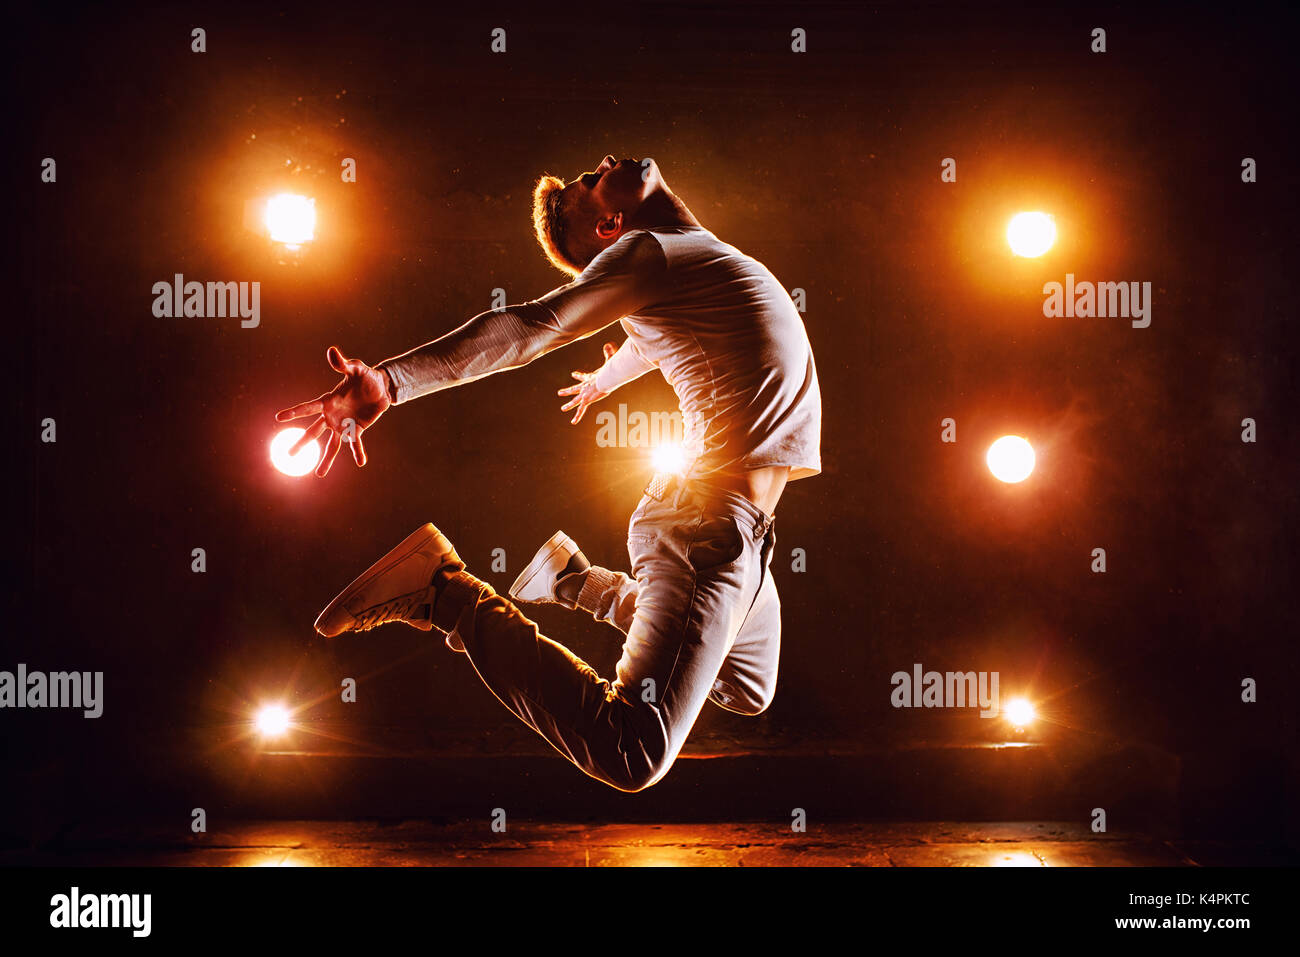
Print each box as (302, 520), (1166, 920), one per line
(592, 337), (655, 393)
(375, 230), (667, 405)
(376, 301), (578, 405)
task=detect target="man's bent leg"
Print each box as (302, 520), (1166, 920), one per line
(575, 499), (783, 716)
(438, 574), (667, 790)
(709, 550), (781, 715)
(439, 487), (770, 791)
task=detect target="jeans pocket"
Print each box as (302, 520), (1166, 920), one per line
(687, 512), (746, 573)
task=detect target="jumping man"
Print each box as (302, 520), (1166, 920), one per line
(275, 155), (821, 791)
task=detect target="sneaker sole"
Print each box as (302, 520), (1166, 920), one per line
(315, 523), (452, 636)
(508, 530), (575, 603)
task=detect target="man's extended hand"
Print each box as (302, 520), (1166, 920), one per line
(558, 341), (618, 424)
(275, 346), (391, 477)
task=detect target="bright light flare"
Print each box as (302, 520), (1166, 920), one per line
(652, 442), (687, 475)
(254, 704), (292, 737)
(986, 435), (1036, 484)
(1006, 211), (1056, 257)
(265, 193), (316, 246)
(1004, 697), (1037, 728)
(270, 427), (320, 477)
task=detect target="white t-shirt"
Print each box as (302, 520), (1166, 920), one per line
(379, 225), (822, 481)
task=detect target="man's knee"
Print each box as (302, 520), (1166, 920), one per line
(602, 751), (677, 792)
(593, 709), (679, 792)
(710, 694), (774, 716)
(616, 763), (672, 793)
(709, 679), (775, 716)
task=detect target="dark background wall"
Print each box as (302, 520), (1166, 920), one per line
(8, 1), (1297, 824)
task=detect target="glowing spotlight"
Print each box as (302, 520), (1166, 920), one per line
(651, 442), (687, 475)
(255, 704), (292, 737)
(265, 193), (316, 247)
(1006, 211), (1056, 258)
(986, 435), (1036, 484)
(270, 427), (320, 477)
(1004, 697), (1037, 729)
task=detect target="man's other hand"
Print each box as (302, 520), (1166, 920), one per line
(558, 341), (617, 425)
(275, 346), (391, 477)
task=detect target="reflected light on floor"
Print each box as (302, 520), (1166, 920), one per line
(624, 852), (686, 867)
(992, 851), (1046, 867)
(249, 859), (308, 867)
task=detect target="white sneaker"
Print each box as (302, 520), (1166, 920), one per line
(315, 524), (464, 637)
(508, 531), (588, 607)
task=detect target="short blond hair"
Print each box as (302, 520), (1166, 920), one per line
(532, 174), (583, 277)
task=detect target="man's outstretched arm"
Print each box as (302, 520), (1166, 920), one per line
(378, 230), (666, 404)
(274, 230), (667, 476)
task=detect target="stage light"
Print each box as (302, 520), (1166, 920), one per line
(265, 193), (316, 248)
(1006, 211), (1056, 257)
(255, 704), (292, 737)
(1004, 697), (1036, 728)
(270, 427), (320, 477)
(652, 442), (687, 475)
(986, 435), (1035, 483)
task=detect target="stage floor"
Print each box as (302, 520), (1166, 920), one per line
(4, 820), (1292, 867)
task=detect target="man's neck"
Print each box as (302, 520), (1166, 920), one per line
(626, 188), (701, 231)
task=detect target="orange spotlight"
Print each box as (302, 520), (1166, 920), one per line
(1004, 697), (1037, 729)
(270, 427), (320, 477)
(264, 193), (316, 248)
(987, 435), (1036, 483)
(1006, 211), (1056, 257)
(254, 704), (292, 738)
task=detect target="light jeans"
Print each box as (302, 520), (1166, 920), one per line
(438, 474), (781, 792)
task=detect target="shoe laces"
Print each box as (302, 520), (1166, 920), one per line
(352, 591), (429, 632)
